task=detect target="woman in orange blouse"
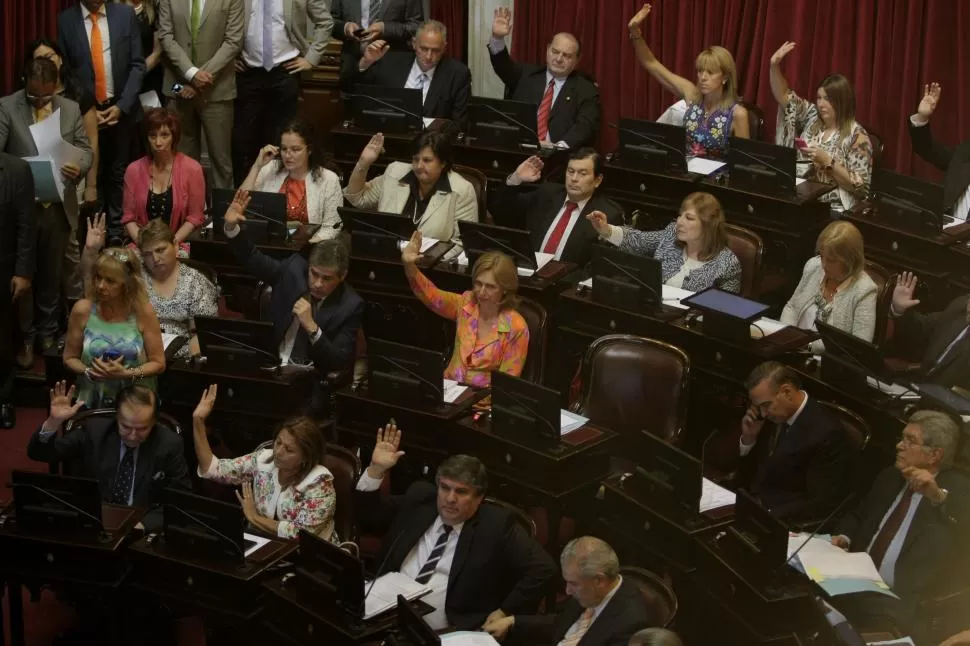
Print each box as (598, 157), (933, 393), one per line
(401, 231), (529, 387)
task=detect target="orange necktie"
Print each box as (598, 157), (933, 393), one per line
(89, 13), (108, 104)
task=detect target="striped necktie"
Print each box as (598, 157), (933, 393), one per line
(537, 79), (555, 142)
(558, 608), (595, 646)
(368, 0), (383, 26)
(414, 524), (453, 584)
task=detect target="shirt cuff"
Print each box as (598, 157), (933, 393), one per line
(355, 470), (384, 491)
(739, 438), (754, 457)
(606, 225), (624, 246)
(554, 141), (569, 150)
(310, 327), (323, 344)
(185, 66), (199, 81)
(910, 113), (929, 127)
(224, 223), (241, 239)
(197, 457), (219, 479)
(505, 174), (522, 187)
(38, 429), (57, 442)
(487, 38), (507, 55)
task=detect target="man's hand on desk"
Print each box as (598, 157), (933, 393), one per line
(292, 297), (318, 334)
(509, 155), (543, 185)
(891, 271), (920, 316)
(740, 404), (765, 447)
(366, 421), (406, 479)
(483, 614), (514, 640)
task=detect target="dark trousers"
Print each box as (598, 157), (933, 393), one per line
(17, 204), (70, 343)
(0, 272), (13, 404)
(98, 105), (137, 239)
(232, 64), (301, 186)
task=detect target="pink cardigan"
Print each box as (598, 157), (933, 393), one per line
(122, 153), (206, 232)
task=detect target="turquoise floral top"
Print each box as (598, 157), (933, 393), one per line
(684, 101), (737, 159)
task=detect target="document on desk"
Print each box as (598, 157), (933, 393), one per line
(399, 236), (441, 253)
(243, 532), (270, 557)
(865, 377), (920, 400)
(560, 409), (588, 436)
(751, 317), (787, 338)
(787, 534), (897, 599)
(443, 379), (468, 404)
(699, 477), (735, 513)
(440, 632), (501, 646)
(161, 333), (182, 351)
(363, 572), (432, 620)
(24, 156), (63, 202)
(795, 177), (807, 186)
(517, 252), (555, 277)
(866, 639), (915, 646)
(687, 157), (726, 176)
(575, 279), (693, 309)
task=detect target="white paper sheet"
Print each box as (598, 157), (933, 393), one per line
(798, 547), (887, 583)
(443, 379), (468, 404)
(398, 236), (440, 253)
(440, 632), (501, 646)
(751, 317), (787, 338)
(867, 639), (915, 646)
(139, 90), (162, 108)
(363, 571), (432, 620)
(161, 333), (181, 351)
(944, 217), (966, 231)
(516, 251), (554, 277)
(865, 377), (920, 400)
(576, 280), (693, 309)
(687, 157), (726, 176)
(795, 177), (807, 186)
(699, 477), (735, 513)
(560, 409), (588, 436)
(243, 532), (270, 557)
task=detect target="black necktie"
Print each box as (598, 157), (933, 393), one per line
(770, 423), (790, 456)
(414, 524), (453, 584)
(109, 446), (135, 505)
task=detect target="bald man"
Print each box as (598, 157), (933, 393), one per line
(487, 7), (601, 149)
(484, 536), (653, 645)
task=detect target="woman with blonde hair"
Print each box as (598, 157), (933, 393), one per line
(401, 231), (529, 387)
(63, 242), (165, 408)
(626, 3), (749, 158)
(588, 192), (742, 293)
(769, 42), (873, 212)
(781, 220), (877, 352)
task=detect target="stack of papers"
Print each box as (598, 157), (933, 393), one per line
(455, 251), (553, 277)
(787, 533), (897, 599)
(161, 333), (181, 351)
(865, 377), (920, 400)
(699, 477), (736, 513)
(363, 572), (432, 620)
(687, 157), (726, 176)
(24, 108), (87, 203)
(560, 409), (589, 435)
(440, 633), (501, 645)
(443, 379), (468, 404)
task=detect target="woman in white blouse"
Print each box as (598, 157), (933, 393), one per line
(240, 120), (343, 243)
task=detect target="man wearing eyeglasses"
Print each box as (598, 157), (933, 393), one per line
(0, 57), (92, 369)
(736, 361), (854, 522)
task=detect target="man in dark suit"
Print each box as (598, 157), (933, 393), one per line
(58, 0), (144, 242)
(331, 0), (423, 81)
(492, 148), (622, 267)
(737, 361), (854, 522)
(351, 20), (471, 129)
(908, 82), (969, 222)
(484, 536), (653, 645)
(0, 153), (35, 429)
(354, 423), (556, 631)
(888, 271), (970, 389)
(223, 190), (364, 414)
(487, 7), (600, 149)
(830, 410), (970, 636)
(28, 381), (191, 530)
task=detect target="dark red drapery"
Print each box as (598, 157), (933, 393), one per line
(512, 0), (970, 179)
(1, 0), (73, 98)
(429, 0), (467, 62)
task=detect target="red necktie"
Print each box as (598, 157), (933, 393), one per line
(868, 487), (915, 568)
(537, 79), (555, 142)
(543, 200), (578, 255)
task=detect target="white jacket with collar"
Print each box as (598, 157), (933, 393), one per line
(255, 164), (343, 242)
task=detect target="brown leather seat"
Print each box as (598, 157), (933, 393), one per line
(862, 125), (884, 168)
(485, 497), (537, 538)
(324, 443), (362, 543)
(454, 164), (488, 224)
(516, 296), (548, 384)
(864, 260), (893, 347)
(619, 566), (678, 628)
(725, 223), (763, 299)
(739, 100), (765, 141)
(324, 158), (346, 185)
(575, 335), (690, 442)
(817, 400), (870, 451)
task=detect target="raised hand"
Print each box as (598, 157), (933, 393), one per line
(193, 384), (218, 421)
(401, 230), (424, 265)
(85, 212), (107, 250)
(225, 189), (251, 226)
(770, 41), (796, 66)
(362, 40), (390, 66)
(917, 82), (942, 120)
(628, 4), (652, 32)
(891, 271), (920, 315)
(359, 133), (385, 166)
(585, 210), (611, 237)
(512, 155), (544, 183)
(49, 380), (84, 423)
(368, 421), (406, 478)
(492, 6), (512, 39)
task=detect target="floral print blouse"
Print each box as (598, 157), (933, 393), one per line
(407, 268), (529, 387)
(201, 448), (337, 541)
(684, 101), (737, 159)
(776, 89), (873, 212)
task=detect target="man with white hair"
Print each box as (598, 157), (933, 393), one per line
(484, 536), (653, 645)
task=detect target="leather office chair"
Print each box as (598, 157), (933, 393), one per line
(575, 335), (690, 442)
(516, 297), (549, 384)
(863, 126), (884, 168)
(725, 224), (764, 299)
(619, 566), (678, 628)
(323, 158), (346, 185)
(454, 164), (489, 224)
(485, 497), (537, 539)
(817, 400), (870, 452)
(739, 99), (765, 141)
(864, 261), (894, 347)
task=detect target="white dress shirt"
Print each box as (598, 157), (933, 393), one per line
(359, 0), (380, 29)
(81, 3), (115, 100)
(539, 196), (590, 260)
(242, 0), (300, 69)
(866, 484), (924, 588)
(355, 470), (461, 629)
(404, 60), (436, 105)
(559, 576), (624, 643)
(910, 113), (970, 222)
(739, 391), (809, 457)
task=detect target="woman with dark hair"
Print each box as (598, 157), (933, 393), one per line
(114, 0), (164, 101)
(240, 120), (343, 243)
(121, 108), (206, 247)
(192, 384), (338, 540)
(769, 42), (873, 213)
(344, 131), (479, 259)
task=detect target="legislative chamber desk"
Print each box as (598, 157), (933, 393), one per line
(0, 502), (144, 646)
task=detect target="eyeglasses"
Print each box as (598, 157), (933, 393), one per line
(898, 434), (928, 448)
(26, 94), (54, 103)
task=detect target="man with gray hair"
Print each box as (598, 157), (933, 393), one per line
(352, 20), (471, 130)
(831, 409), (970, 630)
(484, 536), (652, 645)
(354, 422), (555, 631)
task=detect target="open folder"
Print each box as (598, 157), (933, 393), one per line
(363, 571), (432, 620)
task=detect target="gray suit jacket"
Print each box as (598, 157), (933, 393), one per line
(241, 0), (334, 66)
(158, 0), (245, 101)
(0, 92), (93, 227)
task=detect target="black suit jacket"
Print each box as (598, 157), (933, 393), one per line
(892, 294), (970, 388)
(0, 153), (35, 281)
(355, 480), (556, 630)
(837, 466), (970, 603)
(57, 3), (145, 116)
(349, 52), (471, 129)
(492, 183), (623, 267)
(489, 47), (600, 149)
(228, 230), (364, 374)
(741, 396), (854, 521)
(908, 120), (970, 210)
(27, 417), (192, 530)
(512, 577), (653, 646)
(331, 0), (423, 78)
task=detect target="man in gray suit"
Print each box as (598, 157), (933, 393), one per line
(0, 58), (93, 368)
(231, 0), (334, 185)
(331, 0), (423, 81)
(158, 0), (245, 189)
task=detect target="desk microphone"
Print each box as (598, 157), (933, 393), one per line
(10, 482), (111, 543)
(343, 92), (425, 124)
(363, 528), (407, 603)
(728, 144), (798, 187)
(608, 122), (689, 167)
(785, 491), (856, 567)
(158, 500), (249, 566)
(473, 102), (541, 147)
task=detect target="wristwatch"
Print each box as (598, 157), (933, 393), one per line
(934, 487), (949, 505)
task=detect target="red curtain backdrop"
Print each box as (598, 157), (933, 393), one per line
(1, 0), (73, 97)
(430, 0), (467, 62)
(512, 0), (970, 179)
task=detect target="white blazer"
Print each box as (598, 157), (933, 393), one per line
(343, 161), (479, 258)
(255, 164), (343, 242)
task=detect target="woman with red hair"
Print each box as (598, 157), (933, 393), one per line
(122, 108), (205, 249)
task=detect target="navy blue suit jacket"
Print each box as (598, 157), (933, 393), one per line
(57, 2), (145, 116)
(227, 231), (364, 374)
